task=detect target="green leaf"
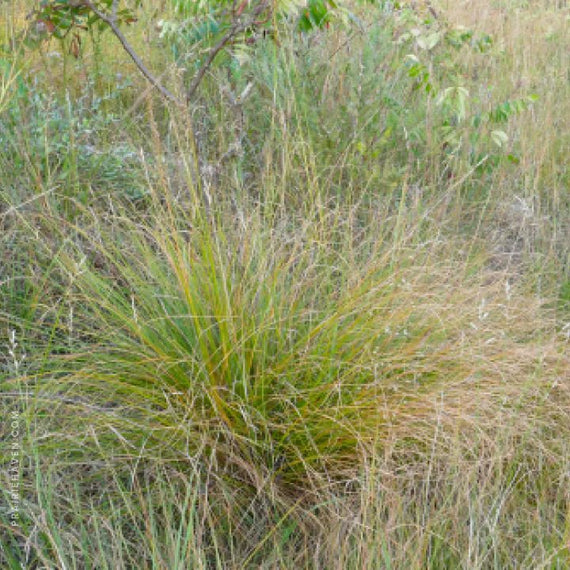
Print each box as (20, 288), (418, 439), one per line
(491, 129), (509, 148)
(416, 31), (440, 51)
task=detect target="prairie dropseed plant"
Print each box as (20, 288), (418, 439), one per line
(1, 0), (569, 567)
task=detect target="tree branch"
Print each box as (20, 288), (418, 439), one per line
(185, 0), (270, 102)
(82, 0), (182, 105)
(78, 0), (270, 106)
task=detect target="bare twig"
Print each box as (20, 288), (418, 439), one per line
(185, 0), (270, 102)
(82, 0), (182, 105)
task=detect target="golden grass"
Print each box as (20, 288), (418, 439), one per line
(1, 0), (569, 567)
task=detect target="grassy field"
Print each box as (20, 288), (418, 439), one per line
(1, 0), (569, 567)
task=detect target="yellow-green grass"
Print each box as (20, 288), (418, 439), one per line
(1, 0), (570, 567)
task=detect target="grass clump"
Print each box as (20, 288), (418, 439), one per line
(1, 0), (570, 567)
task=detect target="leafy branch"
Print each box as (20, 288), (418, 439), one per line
(30, 0), (274, 106)
(185, 0), (271, 102)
